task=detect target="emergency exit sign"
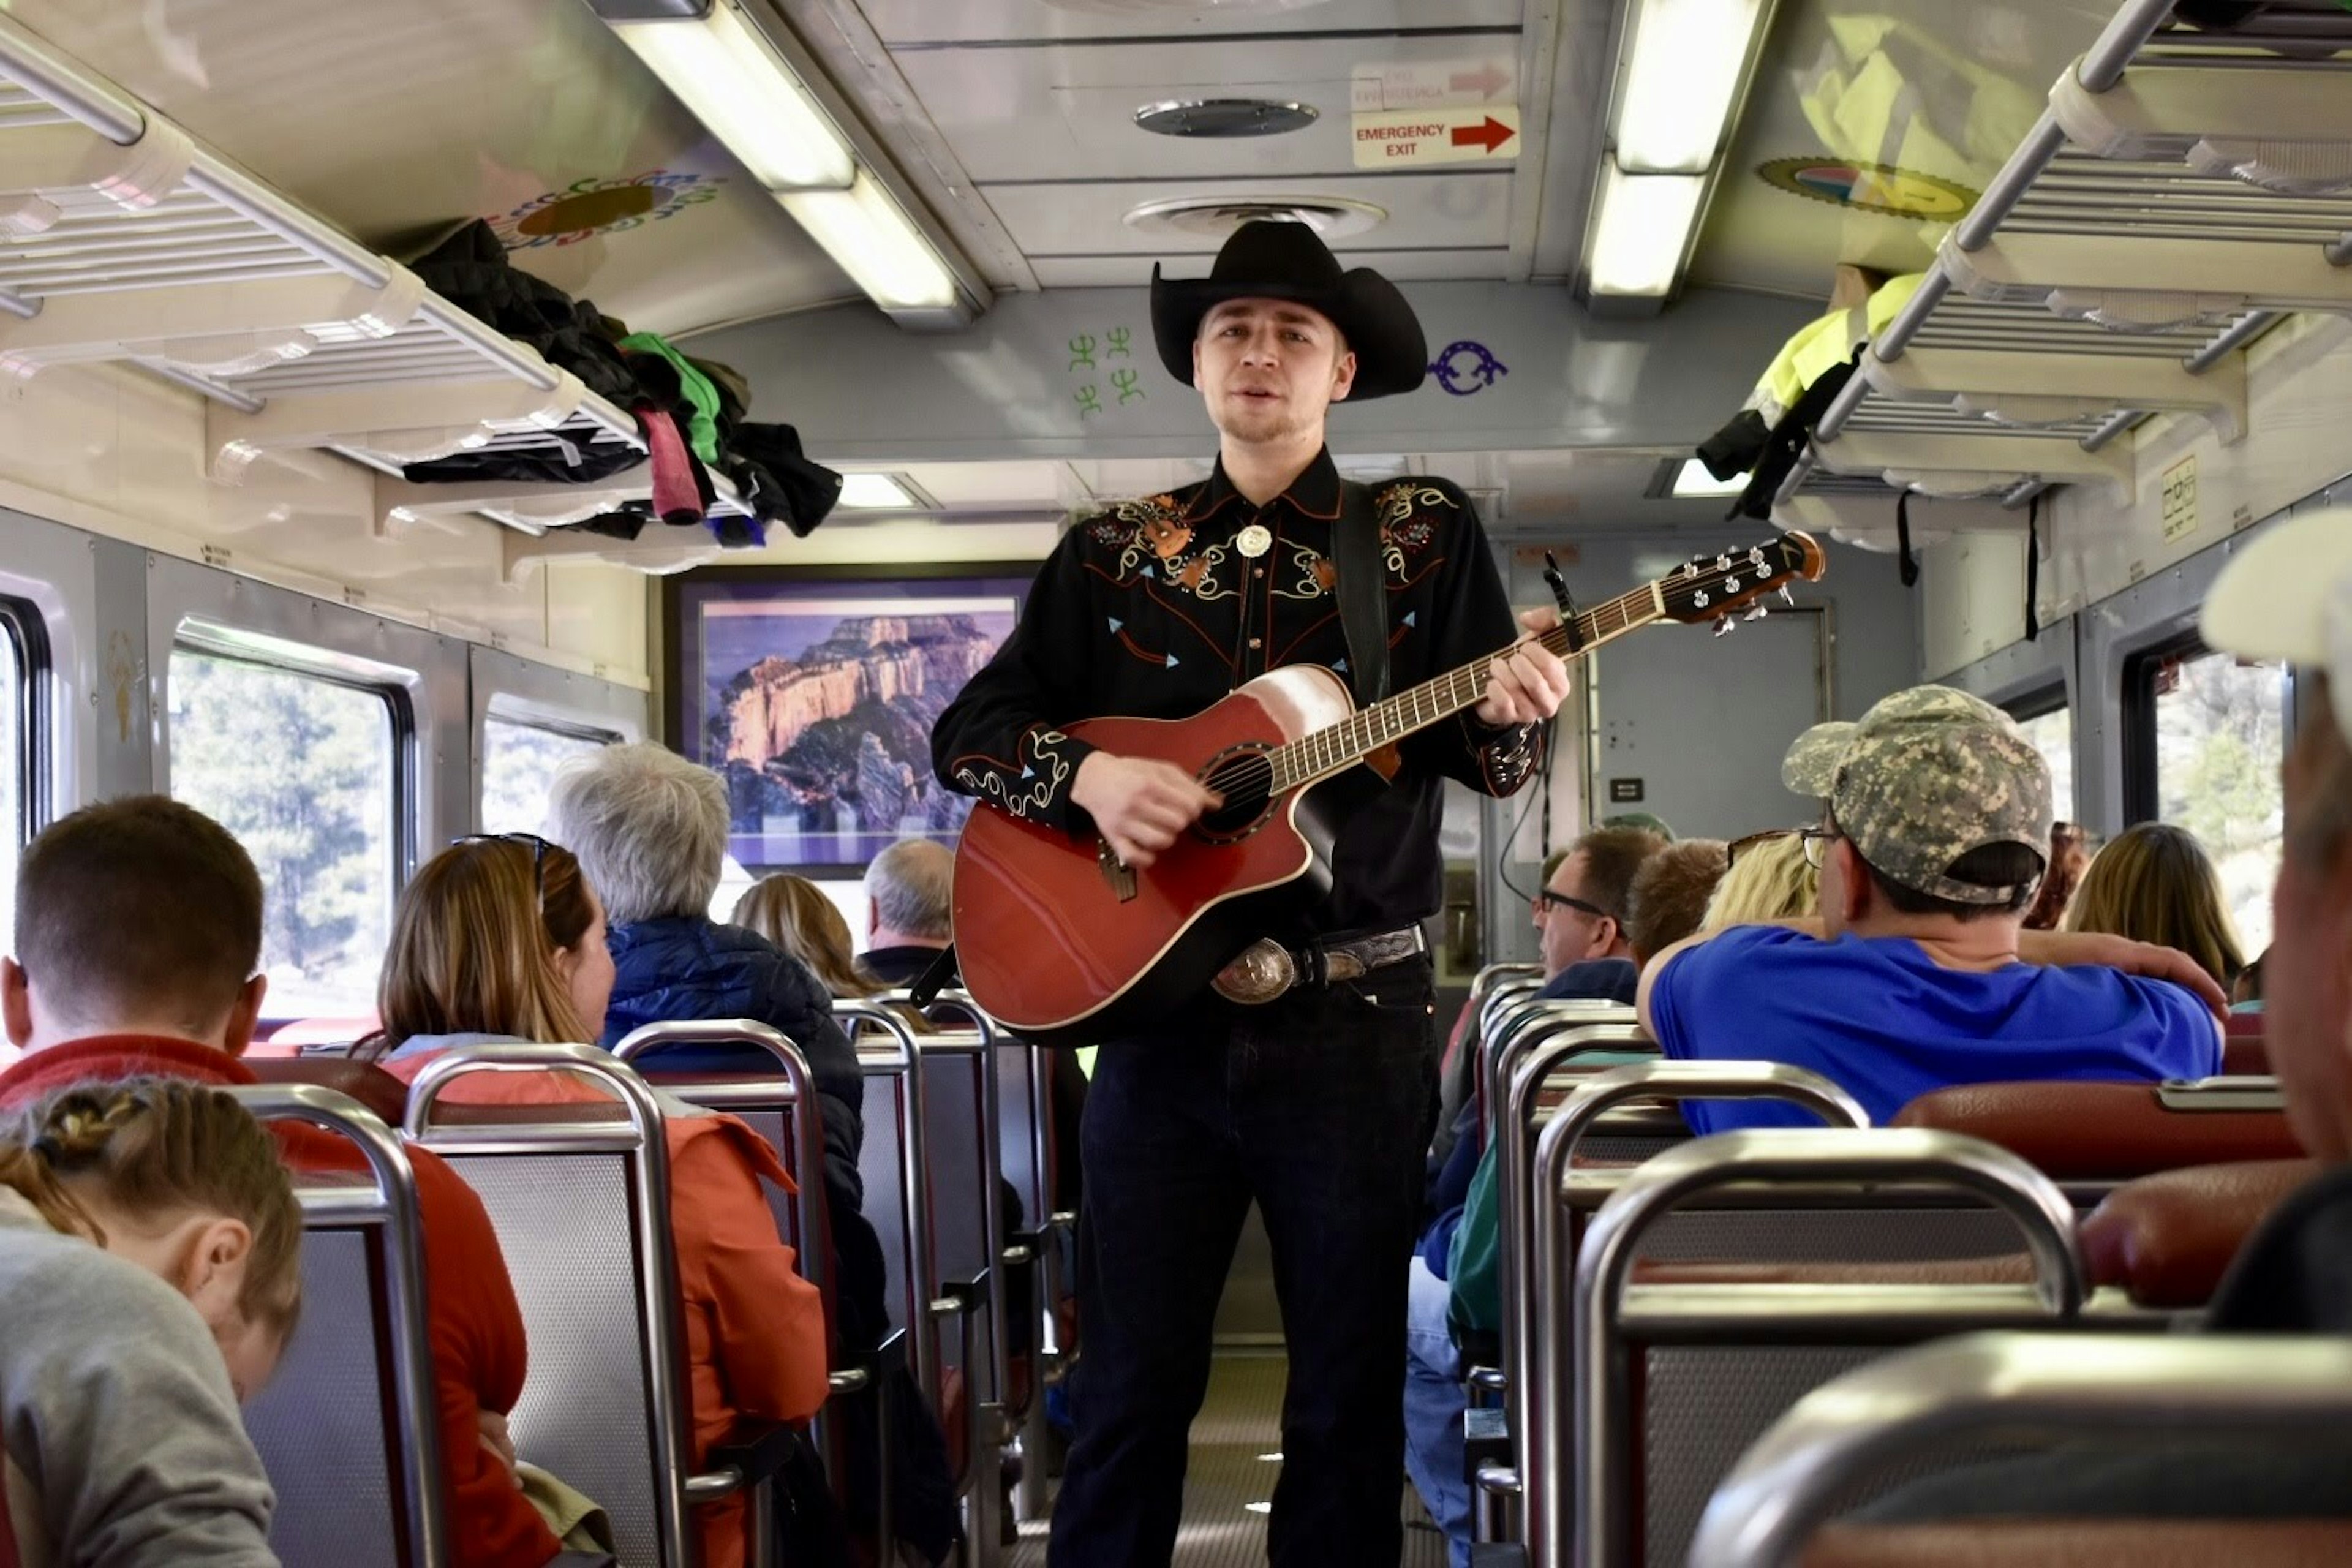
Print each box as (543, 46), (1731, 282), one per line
(1351, 105), (1521, 168)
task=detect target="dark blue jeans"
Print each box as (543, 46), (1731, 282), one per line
(1048, 960), (1441, 1567)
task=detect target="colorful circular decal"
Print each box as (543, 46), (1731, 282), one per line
(1757, 157), (1978, 221)
(487, 170), (725, 251)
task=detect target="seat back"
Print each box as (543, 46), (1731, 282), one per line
(1687, 1332), (2352, 1568)
(1893, 1079), (2299, 1178)
(914, 1027), (1005, 1495)
(404, 1046), (693, 1568)
(232, 1084), (445, 1568)
(611, 1019), (832, 1306)
(836, 1002), (940, 1404)
(2081, 1157), (2315, 1308)
(1514, 1060), (1868, 1555)
(1556, 1129), (2092, 1568)
(246, 1057), (413, 1129)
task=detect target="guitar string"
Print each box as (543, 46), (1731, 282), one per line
(1193, 544), (1798, 813)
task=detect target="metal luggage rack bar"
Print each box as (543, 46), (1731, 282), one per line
(1780, 0), (2352, 511)
(0, 14), (751, 541)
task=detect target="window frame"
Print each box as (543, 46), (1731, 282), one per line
(477, 705), (623, 834)
(2002, 681), (2068, 729)
(0, 594), (51, 846)
(2122, 630), (2208, 826)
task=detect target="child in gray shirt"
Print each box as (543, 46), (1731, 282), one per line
(0, 1078), (302, 1567)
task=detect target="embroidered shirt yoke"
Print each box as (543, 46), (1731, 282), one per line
(930, 447), (1536, 938)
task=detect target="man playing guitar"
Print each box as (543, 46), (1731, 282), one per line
(932, 221), (1570, 1566)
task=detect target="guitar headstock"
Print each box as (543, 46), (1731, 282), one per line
(1657, 531), (1826, 627)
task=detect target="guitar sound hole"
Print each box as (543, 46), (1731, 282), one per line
(1196, 742), (1279, 842)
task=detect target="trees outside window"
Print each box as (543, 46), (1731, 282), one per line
(2151, 648), (2285, 955)
(168, 651), (393, 1016)
(481, 716), (609, 836)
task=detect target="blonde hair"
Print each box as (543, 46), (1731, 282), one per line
(0, 1077), (302, 1341)
(1704, 833), (1821, 930)
(2065, 822), (2246, 989)
(732, 876), (878, 1000)
(364, 839), (592, 1057)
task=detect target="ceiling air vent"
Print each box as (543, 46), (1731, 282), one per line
(1123, 195), (1386, 241)
(1136, 99), (1318, 139)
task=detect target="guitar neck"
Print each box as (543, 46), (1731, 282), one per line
(1270, 578), (1666, 791)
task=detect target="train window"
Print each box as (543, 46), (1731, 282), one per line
(481, 715), (614, 835)
(2130, 639), (2288, 953)
(167, 650), (396, 1017)
(2004, 690), (2075, 825)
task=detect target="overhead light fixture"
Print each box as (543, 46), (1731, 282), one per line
(592, 0), (977, 325)
(837, 472), (919, 510)
(1613, 0), (1767, 173)
(778, 173), (960, 314)
(1671, 459), (1747, 497)
(1587, 168), (1705, 297)
(607, 2), (854, 190)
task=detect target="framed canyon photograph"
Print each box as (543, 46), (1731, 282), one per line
(663, 562), (1031, 876)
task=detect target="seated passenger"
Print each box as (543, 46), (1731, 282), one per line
(1, 1076), (300, 1567)
(2024, 820), (2090, 931)
(358, 837), (829, 1568)
(1638, 687), (2225, 1132)
(1403, 834), (1719, 1564)
(733, 873), (889, 1000)
(1843, 511), (2352, 1527)
(1530, 824), (1668, 1003)
(2233, 947), (2267, 1014)
(0, 798), (565, 1567)
(853, 839), (956, 987)
(1708, 829), (1821, 929)
(549, 746), (956, 1562)
(2066, 821), (2247, 993)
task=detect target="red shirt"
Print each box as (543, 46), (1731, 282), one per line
(0, 1037), (561, 1568)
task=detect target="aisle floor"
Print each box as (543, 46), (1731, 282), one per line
(1007, 1352), (1450, 1567)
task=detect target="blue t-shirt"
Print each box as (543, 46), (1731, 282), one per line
(1649, 925), (2223, 1134)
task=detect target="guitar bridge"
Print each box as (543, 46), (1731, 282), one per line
(1097, 839), (1139, 902)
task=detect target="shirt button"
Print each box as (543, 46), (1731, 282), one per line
(1248, 637), (1262, 650)
(1253, 567), (1265, 579)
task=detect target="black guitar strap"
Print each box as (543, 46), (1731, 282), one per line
(1333, 481), (1393, 707)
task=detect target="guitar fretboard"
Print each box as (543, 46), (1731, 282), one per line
(1267, 579), (1664, 792)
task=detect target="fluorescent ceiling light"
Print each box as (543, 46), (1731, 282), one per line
(778, 172), (959, 312)
(1588, 168), (1706, 296)
(611, 3), (854, 190)
(1672, 459), (1747, 497)
(838, 473), (918, 509)
(1613, 0), (1767, 174)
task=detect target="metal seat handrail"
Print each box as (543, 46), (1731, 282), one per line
(613, 1019), (831, 1301)
(1686, 1329), (2352, 1568)
(1516, 1060), (1866, 1564)
(834, 999), (940, 1402)
(402, 1044), (706, 1561)
(230, 1083), (447, 1567)
(1562, 1128), (2086, 1568)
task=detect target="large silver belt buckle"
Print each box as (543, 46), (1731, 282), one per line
(1213, 938), (1296, 1005)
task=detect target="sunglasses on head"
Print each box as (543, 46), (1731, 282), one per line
(453, 832), (552, 910)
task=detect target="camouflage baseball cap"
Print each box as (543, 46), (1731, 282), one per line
(1781, 688), (2009, 798)
(1830, 685), (2051, 905)
(1781, 722), (1855, 797)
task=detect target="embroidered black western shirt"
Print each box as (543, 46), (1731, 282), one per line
(931, 447), (1537, 939)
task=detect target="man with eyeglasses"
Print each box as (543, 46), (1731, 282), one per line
(1531, 824), (1666, 1002)
(1637, 685), (2226, 1133)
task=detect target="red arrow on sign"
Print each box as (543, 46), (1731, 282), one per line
(1449, 62), (1512, 98)
(1451, 116), (1517, 154)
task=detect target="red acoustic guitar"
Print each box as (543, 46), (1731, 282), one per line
(953, 531), (1827, 1043)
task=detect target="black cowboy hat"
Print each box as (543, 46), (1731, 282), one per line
(1150, 221), (1428, 401)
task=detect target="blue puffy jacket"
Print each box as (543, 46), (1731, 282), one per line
(600, 916), (866, 1202)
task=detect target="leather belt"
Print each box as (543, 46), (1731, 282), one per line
(1212, 925), (1428, 1006)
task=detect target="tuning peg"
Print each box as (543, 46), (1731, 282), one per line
(1713, 615), (1735, 638)
(1745, 601), (1770, 622)
(1778, 586), (1795, 608)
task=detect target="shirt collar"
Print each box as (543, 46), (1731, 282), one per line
(0, 1033), (254, 1108)
(1185, 445), (1343, 524)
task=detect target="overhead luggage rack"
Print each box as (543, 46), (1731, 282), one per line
(1784, 0), (2352, 512)
(0, 16), (752, 544)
